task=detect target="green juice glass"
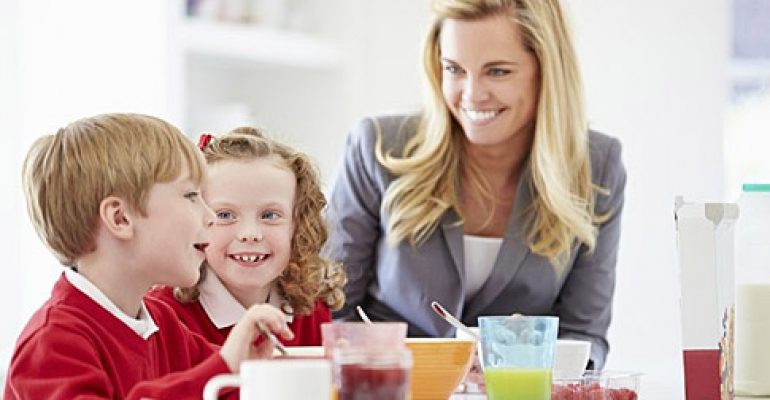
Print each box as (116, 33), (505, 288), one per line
(478, 316), (559, 400)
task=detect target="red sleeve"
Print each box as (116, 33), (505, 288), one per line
(130, 299), (236, 400)
(5, 328), (115, 400)
(127, 353), (231, 400)
(5, 321), (233, 400)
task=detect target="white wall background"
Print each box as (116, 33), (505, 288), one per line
(0, 0), (23, 378)
(568, 1), (728, 398)
(2, 0), (174, 367)
(1, 1), (732, 398)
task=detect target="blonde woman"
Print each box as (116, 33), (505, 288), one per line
(327, 0), (625, 370)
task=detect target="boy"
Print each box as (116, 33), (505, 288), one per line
(4, 113), (293, 399)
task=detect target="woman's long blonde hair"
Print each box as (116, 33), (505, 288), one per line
(176, 128), (346, 315)
(377, 0), (607, 269)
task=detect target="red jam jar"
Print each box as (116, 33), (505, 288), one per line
(337, 350), (412, 400)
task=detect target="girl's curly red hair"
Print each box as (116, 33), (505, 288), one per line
(175, 127), (346, 315)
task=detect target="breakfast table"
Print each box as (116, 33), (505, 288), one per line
(449, 392), (770, 399)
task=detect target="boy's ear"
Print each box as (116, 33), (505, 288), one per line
(99, 196), (134, 240)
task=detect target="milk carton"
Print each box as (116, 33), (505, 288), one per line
(674, 198), (737, 400)
(734, 184), (770, 395)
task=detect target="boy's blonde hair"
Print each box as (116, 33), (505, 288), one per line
(175, 127), (346, 315)
(22, 113), (206, 266)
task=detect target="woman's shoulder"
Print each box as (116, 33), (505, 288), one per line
(587, 130), (624, 182)
(588, 130), (626, 191)
(347, 112), (421, 154)
(587, 130), (622, 159)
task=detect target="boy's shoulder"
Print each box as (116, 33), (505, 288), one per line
(15, 275), (103, 347)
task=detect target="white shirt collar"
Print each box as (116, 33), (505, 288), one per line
(198, 267), (294, 329)
(64, 268), (159, 340)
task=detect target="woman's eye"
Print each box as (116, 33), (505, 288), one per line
(488, 68), (511, 77)
(184, 191), (200, 202)
(216, 210), (235, 220)
(443, 64), (462, 74)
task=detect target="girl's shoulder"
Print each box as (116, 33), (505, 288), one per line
(145, 285), (199, 310)
(146, 285), (175, 302)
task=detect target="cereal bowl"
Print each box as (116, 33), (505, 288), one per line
(405, 338), (475, 400)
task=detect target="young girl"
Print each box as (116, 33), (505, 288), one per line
(149, 127), (346, 346)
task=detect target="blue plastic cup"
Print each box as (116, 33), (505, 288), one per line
(478, 315), (559, 400)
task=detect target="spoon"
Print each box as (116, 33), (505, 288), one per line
(356, 305), (373, 324)
(256, 322), (288, 356)
(430, 301), (480, 340)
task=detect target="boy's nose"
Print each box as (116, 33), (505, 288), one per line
(201, 201), (216, 227)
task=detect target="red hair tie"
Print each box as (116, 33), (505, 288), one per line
(197, 134), (214, 151)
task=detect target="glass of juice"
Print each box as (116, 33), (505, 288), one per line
(478, 315), (559, 400)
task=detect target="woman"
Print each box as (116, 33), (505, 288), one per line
(327, 0), (625, 369)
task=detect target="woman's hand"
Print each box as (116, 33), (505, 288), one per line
(219, 303), (294, 372)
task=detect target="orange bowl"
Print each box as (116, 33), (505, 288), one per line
(405, 338), (475, 400)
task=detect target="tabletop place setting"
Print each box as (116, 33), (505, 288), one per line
(204, 302), (641, 400)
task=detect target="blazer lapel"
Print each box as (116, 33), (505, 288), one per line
(440, 208), (465, 290)
(463, 166), (534, 320)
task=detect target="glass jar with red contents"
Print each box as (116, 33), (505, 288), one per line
(336, 348), (412, 400)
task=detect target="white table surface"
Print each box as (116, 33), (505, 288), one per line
(449, 391), (769, 399)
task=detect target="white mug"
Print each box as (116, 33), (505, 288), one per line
(203, 359), (332, 400)
(553, 339), (592, 379)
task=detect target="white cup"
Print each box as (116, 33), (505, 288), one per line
(553, 339), (592, 379)
(203, 359), (332, 400)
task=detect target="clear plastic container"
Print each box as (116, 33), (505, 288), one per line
(336, 350), (412, 400)
(735, 183), (770, 395)
(551, 370), (641, 400)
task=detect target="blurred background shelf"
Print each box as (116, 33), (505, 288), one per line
(178, 19), (341, 69)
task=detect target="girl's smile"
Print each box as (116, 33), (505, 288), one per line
(229, 252), (271, 266)
(203, 157), (296, 307)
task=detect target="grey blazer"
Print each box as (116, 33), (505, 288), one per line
(326, 114), (626, 369)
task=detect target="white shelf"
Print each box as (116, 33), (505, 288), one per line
(730, 59), (770, 83)
(178, 19), (341, 69)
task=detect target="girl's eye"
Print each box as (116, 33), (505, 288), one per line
(262, 211), (280, 221)
(216, 210), (235, 221)
(184, 191), (200, 202)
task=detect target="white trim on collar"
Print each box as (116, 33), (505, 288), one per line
(64, 268), (159, 340)
(198, 267), (294, 329)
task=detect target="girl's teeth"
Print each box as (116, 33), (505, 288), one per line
(234, 254), (267, 262)
(464, 109), (498, 121)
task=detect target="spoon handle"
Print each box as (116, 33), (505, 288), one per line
(356, 305), (373, 324)
(256, 322), (288, 356)
(431, 301), (480, 340)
